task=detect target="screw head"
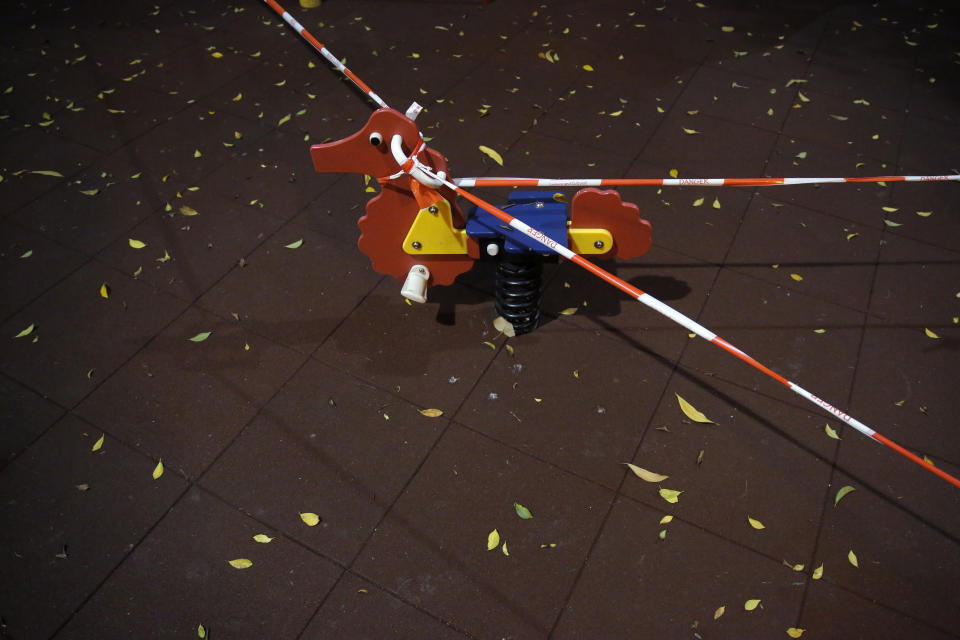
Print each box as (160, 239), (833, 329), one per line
(594, 240), (605, 249)
(428, 205), (439, 214)
(412, 241), (423, 250)
(534, 201), (545, 208)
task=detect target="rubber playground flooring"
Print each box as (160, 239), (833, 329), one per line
(1, 0), (959, 638)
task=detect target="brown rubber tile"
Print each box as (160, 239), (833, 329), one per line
(0, 220), (87, 320)
(813, 467), (960, 636)
(0, 260), (188, 408)
(74, 305), (305, 478)
(0, 130), (102, 218)
(201, 358), (447, 565)
(197, 224), (382, 354)
(868, 233), (960, 327)
(54, 486), (342, 640)
(762, 135), (892, 227)
(11, 154), (167, 256)
(637, 109), (779, 180)
(301, 571), (471, 639)
(724, 194), (883, 311)
(0, 414), (187, 639)
(0, 373), (63, 469)
(552, 497), (810, 639)
(457, 320), (687, 490)
(353, 424), (615, 639)
(801, 579), (958, 640)
(314, 277), (501, 411)
(671, 64), (799, 133)
(94, 189), (284, 302)
(781, 88), (905, 159)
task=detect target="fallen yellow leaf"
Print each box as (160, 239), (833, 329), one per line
(99, 283), (110, 299)
(92, 434), (105, 451)
(714, 606), (725, 620)
(924, 328), (940, 339)
(712, 197), (721, 209)
(128, 238), (147, 249)
(747, 516), (765, 530)
(478, 145), (504, 166)
(659, 515), (674, 524)
(487, 529), (500, 550)
(744, 599), (761, 611)
(501, 541), (509, 555)
(848, 549), (858, 567)
(682, 127), (700, 135)
(623, 463), (669, 483)
(228, 558), (253, 569)
(252, 534), (274, 543)
(13, 323), (35, 339)
(692, 197), (705, 207)
(559, 307), (579, 316)
(812, 563), (823, 579)
(300, 512), (320, 526)
(676, 393), (714, 424)
(787, 628), (805, 638)
(582, 64), (594, 71)
(179, 205), (199, 216)
(824, 424), (840, 440)
(658, 488), (682, 504)
(790, 273), (803, 281)
(669, 168), (679, 178)
(152, 459), (164, 479)
(419, 408), (444, 418)
(493, 316), (516, 337)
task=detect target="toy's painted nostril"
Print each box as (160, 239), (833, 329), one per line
(369, 132), (383, 146)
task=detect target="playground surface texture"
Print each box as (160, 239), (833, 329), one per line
(1, 0), (959, 638)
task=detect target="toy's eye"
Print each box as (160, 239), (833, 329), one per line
(369, 132), (383, 146)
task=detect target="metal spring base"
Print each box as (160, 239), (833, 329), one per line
(495, 258), (543, 335)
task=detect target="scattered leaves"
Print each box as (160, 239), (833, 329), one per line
(92, 434), (105, 452)
(824, 424), (840, 440)
(99, 283), (110, 299)
(692, 197), (705, 207)
(128, 238), (147, 249)
(253, 534), (274, 543)
(790, 273), (803, 282)
(559, 307), (579, 316)
(284, 238), (304, 249)
(189, 331), (211, 343)
(228, 558), (253, 569)
(747, 516), (765, 530)
(682, 127), (700, 135)
(659, 515), (674, 524)
(29, 170), (64, 177)
(501, 541), (509, 556)
(419, 408), (444, 418)
(300, 512), (320, 526)
(152, 459), (164, 479)
(179, 205), (199, 216)
(676, 393), (714, 424)
(744, 599), (761, 611)
(198, 623), (207, 638)
(714, 606), (725, 620)
(848, 549), (858, 567)
(623, 463), (669, 483)
(812, 563), (823, 579)
(924, 328), (940, 339)
(787, 628), (805, 638)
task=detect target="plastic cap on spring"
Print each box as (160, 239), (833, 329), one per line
(401, 264), (430, 303)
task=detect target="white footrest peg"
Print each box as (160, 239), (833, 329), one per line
(401, 264), (430, 303)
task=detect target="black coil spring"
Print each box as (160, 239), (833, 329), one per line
(495, 259), (543, 335)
